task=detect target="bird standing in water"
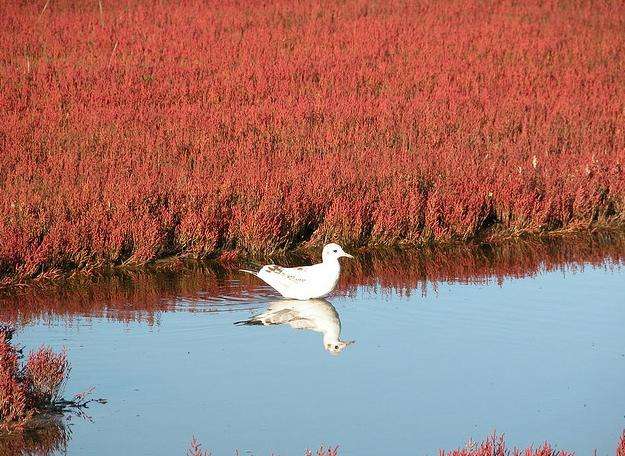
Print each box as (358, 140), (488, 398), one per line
(240, 243), (354, 300)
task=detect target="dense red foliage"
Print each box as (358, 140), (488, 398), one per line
(0, 326), (69, 430)
(1, 0), (625, 285)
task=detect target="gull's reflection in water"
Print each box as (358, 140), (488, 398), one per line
(235, 299), (354, 354)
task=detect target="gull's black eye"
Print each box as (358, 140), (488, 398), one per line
(334, 345), (339, 350)
(333, 249), (338, 253)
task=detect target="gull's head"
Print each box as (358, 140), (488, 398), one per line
(322, 243), (354, 262)
(324, 340), (355, 354)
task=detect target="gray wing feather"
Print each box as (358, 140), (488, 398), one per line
(258, 265), (309, 290)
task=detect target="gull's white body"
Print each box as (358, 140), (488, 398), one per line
(241, 243), (353, 300)
(235, 299), (354, 353)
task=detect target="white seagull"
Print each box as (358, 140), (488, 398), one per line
(240, 243), (354, 300)
(235, 299), (355, 354)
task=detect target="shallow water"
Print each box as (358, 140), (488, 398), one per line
(1, 236), (625, 455)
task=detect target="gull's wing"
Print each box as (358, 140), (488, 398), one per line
(263, 299), (329, 331)
(256, 264), (316, 293)
(258, 308), (298, 325)
(235, 307), (314, 329)
(287, 318), (316, 330)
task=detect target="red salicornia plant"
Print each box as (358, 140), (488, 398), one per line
(0, 328), (32, 430)
(186, 439), (337, 456)
(187, 437), (211, 456)
(304, 446), (339, 456)
(440, 430), (625, 456)
(0, 326), (70, 430)
(617, 430), (625, 456)
(24, 347), (69, 405)
(1, 0), (624, 286)
(439, 433), (573, 456)
(186, 431), (625, 456)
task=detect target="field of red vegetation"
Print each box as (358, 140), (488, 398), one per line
(2, 0), (625, 286)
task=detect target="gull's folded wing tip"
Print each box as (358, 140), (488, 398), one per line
(239, 269), (258, 275)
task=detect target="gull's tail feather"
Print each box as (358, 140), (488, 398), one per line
(239, 269), (259, 276)
(234, 318), (263, 326)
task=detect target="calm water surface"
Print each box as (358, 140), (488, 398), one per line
(1, 238), (624, 455)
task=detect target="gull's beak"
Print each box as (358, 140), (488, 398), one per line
(341, 252), (354, 259)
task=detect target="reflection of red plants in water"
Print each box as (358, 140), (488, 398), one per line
(1, 232), (622, 325)
(0, 415), (69, 456)
(0, 326), (69, 430)
(340, 231), (625, 295)
(2, 0), (625, 287)
(0, 263), (259, 325)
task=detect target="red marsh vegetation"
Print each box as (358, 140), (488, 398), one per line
(0, 326), (68, 430)
(0, 325), (103, 437)
(1, 0), (625, 286)
(447, 431), (625, 456)
(438, 433), (574, 456)
(186, 431), (625, 456)
(187, 438), (338, 456)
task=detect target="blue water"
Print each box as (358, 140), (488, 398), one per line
(2, 263), (625, 455)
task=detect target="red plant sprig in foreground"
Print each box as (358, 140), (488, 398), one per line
(24, 347), (69, 405)
(617, 430), (625, 456)
(187, 431), (625, 456)
(0, 329), (32, 430)
(304, 446), (339, 456)
(439, 433), (572, 456)
(1, 0), (625, 286)
(187, 437), (211, 456)
(0, 326), (69, 430)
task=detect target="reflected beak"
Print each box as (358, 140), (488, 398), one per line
(345, 340), (356, 346)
